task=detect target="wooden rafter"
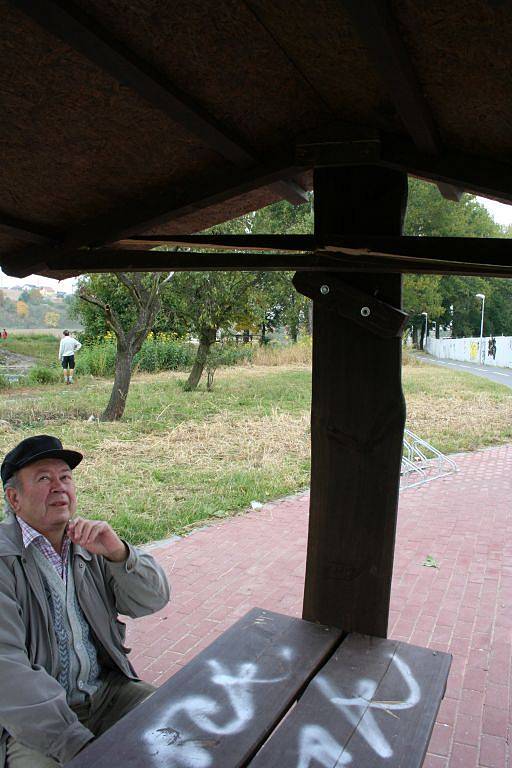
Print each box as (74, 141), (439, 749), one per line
(297, 131), (512, 205)
(1, 158), (306, 278)
(117, 234), (512, 268)
(0, 213), (57, 245)
(380, 136), (512, 205)
(343, 0), (463, 201)
(8, 0), (308, 206)
(6, 234), (512, 280)
(120, 234), (316, 252)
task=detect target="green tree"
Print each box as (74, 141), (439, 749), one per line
(74, 272), (173, 420)
(402, 275), (444, 348)
(404, 179), (505, 342)
(250, 198), (313, 342)
(164, 271), (258, 390)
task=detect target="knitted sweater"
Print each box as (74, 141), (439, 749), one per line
(32, 548), (102, 706)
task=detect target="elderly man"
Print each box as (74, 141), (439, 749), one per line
(0, 435), (170, 767)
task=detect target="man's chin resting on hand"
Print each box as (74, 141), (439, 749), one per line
(0, 435), (171, 767)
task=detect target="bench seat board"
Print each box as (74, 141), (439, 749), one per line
(249, 632), (451, 768)
(65, 608), (343, 768)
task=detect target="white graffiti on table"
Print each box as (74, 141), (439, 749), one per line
(141, 646), (294, 767)
(297, 725), (352, 768)
(297, 652), (421, 767)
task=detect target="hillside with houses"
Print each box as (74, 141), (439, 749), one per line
(0, 283), (79, 331)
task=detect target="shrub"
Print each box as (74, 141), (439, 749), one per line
(136, 337), (196, 372)
(0, 374), (10, 389)
(75, 337), (197, 377)
(76, 342), (117, 377)
(28, 366), (61, 385)
(207, 342), (253, 369)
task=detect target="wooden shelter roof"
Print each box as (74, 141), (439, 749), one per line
(1, 0), (511, 278)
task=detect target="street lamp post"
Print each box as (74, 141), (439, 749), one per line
(476, 293), (485, 364)
(421, 311), (428, 350)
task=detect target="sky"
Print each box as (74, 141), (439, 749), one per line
(1, 197), (512, 294)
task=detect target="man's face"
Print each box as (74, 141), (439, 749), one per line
(6, 458), (77, 537)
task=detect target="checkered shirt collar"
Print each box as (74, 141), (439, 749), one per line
(16, 516), (71, 579)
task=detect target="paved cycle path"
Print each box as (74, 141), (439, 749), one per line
(126, 442), (512, 768)
(417, 353), (512, 390)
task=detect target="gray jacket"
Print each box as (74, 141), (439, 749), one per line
(0, 513), (170, 765)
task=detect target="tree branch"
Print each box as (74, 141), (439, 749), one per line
(79, 289), (126, 344)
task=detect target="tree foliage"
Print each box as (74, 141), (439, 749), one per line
(74, 272), (172, 419)
(404, 179), (511, 341)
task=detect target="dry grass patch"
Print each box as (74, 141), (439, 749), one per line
(86, 410), (309, 474)
(74, 409), (311, 543)
(404, 366), (512, 452)
(251, 339), (312, 366)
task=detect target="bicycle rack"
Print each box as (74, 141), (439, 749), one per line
(400, 428), (457, 490)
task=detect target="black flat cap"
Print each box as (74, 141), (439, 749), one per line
(1, 435), (83, 487)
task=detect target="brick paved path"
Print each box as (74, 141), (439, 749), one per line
(126, 443), (512, 768)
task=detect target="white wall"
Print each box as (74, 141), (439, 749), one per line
(425, 335), (512, 368)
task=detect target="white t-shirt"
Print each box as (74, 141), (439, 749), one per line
(58, 337), (82, 360)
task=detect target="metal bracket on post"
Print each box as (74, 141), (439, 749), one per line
(293, 271), (408, 338)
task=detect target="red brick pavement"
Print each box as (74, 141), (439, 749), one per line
(126, 443), (512, 768)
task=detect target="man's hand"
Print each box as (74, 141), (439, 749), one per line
(67, 517), (128, 562)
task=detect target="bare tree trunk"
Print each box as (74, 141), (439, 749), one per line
(185, 328), (216, 391)
(101, 346), (133, 421)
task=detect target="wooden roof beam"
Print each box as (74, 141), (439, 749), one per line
(5, 235), (512, 280)
(343, 0), (463, 201)
(380, 136), (512, 205)
(0, 213), (57, 245)
(297, 131), (512, 205)
(8, 0), (308, 206)
(120, 234), (316, 252)
(0, 158), (307, 277)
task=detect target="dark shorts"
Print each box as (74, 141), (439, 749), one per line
(61, 355), (75, 369)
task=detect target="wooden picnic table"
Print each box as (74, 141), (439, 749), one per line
(65, 607), (451, 768)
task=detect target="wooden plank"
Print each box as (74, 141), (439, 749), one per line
(117, 234), (512, 267)
(250, 633), (451, 768)
(292, 272), (409, 338)
(33, 254), (512, 280)
(342, 0), (463, 201)
(6, 238), (512, 280)
(343, 0), (438, 154)
(380, 134), (512, 205)
(300, 166), (407, 636)
(8, 0), (306, 206)
(65, 608), (342, 768)
(0, 213), (57, 245)
(298, 130), (512, 205)
(1, 157), (306, 278)
(14, 253), (512, 281)
(119, 234), (316, 252)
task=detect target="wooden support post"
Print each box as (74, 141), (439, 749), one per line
(299, 166), (408, 637)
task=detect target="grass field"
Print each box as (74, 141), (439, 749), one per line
(0, 333), (60, 364)
(1, 360), (511, 545)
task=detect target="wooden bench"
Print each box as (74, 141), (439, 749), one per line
(65, 608), (451, 768)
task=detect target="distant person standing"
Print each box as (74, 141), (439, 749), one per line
(58, 330), (81, 384)
(1, 329), (7, 340)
